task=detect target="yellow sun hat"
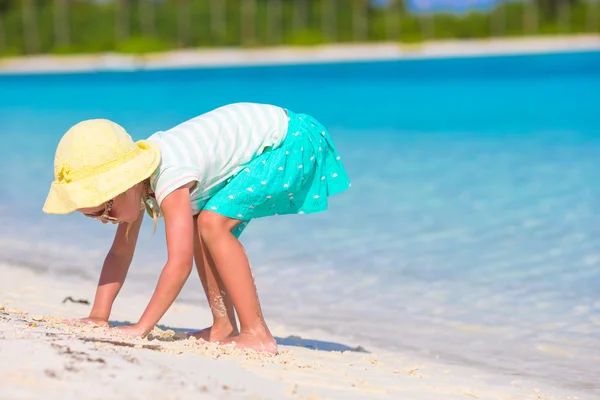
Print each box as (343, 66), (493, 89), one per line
(43, 119), (161, 214)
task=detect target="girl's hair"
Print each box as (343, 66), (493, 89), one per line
(142, 179), (159, 236)
(124, 208), (157, 242)
(125, 221), (132, 241)
(124, 180), (158, 242)
(150, 207), (158, 235)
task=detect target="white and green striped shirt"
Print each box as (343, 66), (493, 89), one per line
(147, 102), (288, 213)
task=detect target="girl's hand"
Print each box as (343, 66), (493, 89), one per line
(113, 324), (148, 338)
(64, 317), (109, 327)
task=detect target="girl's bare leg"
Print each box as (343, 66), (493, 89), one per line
(198, 211), (277, 353)
(188, 216), (239, 342)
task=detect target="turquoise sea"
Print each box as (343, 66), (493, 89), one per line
(1, 50), (599, 395)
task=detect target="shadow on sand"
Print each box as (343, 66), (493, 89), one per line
(108, 320), (369, 353)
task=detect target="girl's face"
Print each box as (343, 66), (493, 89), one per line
(78, 183), (143, 224)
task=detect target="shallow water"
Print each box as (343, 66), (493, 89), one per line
(1, 50), (599, 394)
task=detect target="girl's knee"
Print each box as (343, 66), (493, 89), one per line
(198, 210), (224, 231)
(197, 211), (238, 239)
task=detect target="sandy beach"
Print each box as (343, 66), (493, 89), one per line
(0, 262), (588, 400)
(0, 35), (599, 74)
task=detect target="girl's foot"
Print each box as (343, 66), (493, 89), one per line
(220, 331), (277, 354)
(187, 324), (238, 342)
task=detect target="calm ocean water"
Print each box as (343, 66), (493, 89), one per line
(1, 51), (599, 394)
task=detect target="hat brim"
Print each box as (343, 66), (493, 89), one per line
(43, 140), (161, 215)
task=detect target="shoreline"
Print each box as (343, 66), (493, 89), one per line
(0, 261), (589, 399)
(0, 35), (599, 75)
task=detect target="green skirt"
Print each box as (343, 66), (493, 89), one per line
(200, 109), (351, 237)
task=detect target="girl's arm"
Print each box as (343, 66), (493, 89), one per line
(119, 183), (195, 337)
(86, 208), (145, 323)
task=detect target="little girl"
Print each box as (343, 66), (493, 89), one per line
(43, 102), (350, 353)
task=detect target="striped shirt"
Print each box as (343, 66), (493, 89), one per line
(147, 102), (288, 213)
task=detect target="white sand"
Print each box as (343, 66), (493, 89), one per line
(0, 262), (586, 400)
(0, 35), (598, 74)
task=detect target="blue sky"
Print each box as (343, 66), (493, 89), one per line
(372, 0), (508, 12)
